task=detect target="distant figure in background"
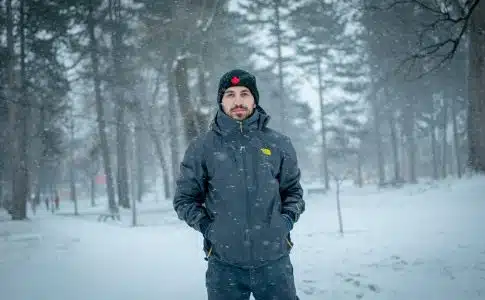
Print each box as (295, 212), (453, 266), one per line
(44, 197), (50, 210)
(173, 69), (305, 300)
(30, 195), (37, 215)
(54, 193), (60, 210)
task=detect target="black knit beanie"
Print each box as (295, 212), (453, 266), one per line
(217, 69), (259, 106)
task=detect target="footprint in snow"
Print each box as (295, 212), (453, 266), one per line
(301, 285), (316, 295)
(299, 279), (326, 295)
(367, 284), (380, 292)
(390, 255), (409, 270)
(337, 272), (381, 295)
(302, 279), (316, 284)
(299, 284), (326, 296)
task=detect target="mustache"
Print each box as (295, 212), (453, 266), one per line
(231, 105), (248, 111)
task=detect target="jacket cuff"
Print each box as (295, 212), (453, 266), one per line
(282, 210), (297, 223)
(281, 213), (294, 232)
(198, 216), (212, 237)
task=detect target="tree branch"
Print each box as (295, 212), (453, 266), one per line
(388, 0), (481, 79)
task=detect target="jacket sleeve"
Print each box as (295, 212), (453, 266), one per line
(173, 138), (211, 234)
(278, 136), (305, 224)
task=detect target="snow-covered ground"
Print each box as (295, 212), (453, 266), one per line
(1, 175), (484, 300)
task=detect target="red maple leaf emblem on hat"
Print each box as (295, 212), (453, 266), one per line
(231, 76), (240, 85)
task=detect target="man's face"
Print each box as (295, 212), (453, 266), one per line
(221, 86), (256, 121)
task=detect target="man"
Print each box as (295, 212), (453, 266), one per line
(173, 69), (305, 300)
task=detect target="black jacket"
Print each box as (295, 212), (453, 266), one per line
(173, 106), (305, 268)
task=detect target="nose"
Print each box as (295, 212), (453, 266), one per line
(234, 94), (244, 105)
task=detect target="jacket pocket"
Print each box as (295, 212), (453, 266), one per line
(276, 212), (294, 249)
(251, 226), (288, 263)
(251, 213), (291, 263)
(208, 220), (250, 265)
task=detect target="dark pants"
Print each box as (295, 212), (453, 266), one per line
(205, 255), (299, 300)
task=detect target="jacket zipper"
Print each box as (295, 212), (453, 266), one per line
(239, 121), (252, 263)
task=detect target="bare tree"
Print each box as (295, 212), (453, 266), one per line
(69, 104), (78, 216)
(450, 95), (462, 177)
(11, 0), (31, 220)
(329, 168), (352, 236)
(109, 0), (130, 209)
(171, 0), (223, 143)
(364, 0), (485, 173)
(87, 0), (118, 215)
(467, 0), (485, 173)
(5, 0), (17, 214)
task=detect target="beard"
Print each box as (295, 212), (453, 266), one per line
(230, 105), (251, 120)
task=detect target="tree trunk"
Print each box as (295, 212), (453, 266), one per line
(404, 103), (417, 183)
(196, 56), (210, 131)
(148, 121), (171, 200)
(88, 0), (117, 213)
(90, 176), (96, 207)
(174, 57), (199, 143)
(135, 118), (144, 203)
(6, 0), (17, 211)
(356, 146), (363, 188)
(441, 98), (449, 178)
(162, 170), (170, 200)
(335, 179), (343, 235)
(116, 104), (130, 208)
(430, 123), (439, 180)
(467, 2), (485, 173)
(0, 170), (3, 205)
(275, 2), (286, 132)
(372, 98), (385, 185)
(134, 102), (171, 200)
(111, 0), (130, 208)
(451, 96), (462, 178)
(316, 57), (329, 190)
(388, 110), (401, 182)
(167, 69), (180, 191)
(11, 0), (29, 220)
(69, 107), (78, 215)
(34, 105), (46, 207)
(399, 131), (407, 180)
(129, 124), (137, 226)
